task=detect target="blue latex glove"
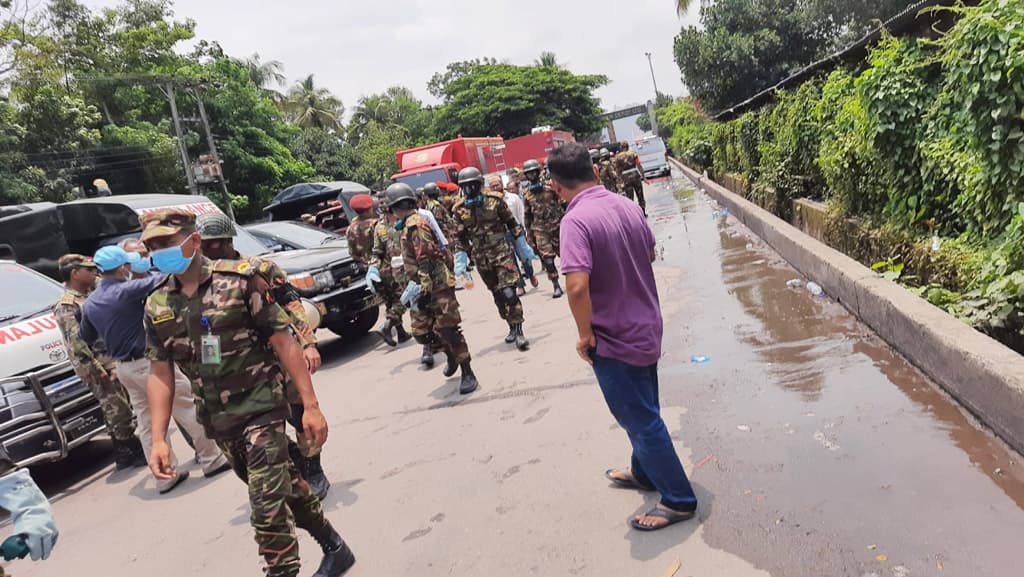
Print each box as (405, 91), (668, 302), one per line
(400, 281), (422, 311)
(515, 236), (536, 261)
(454, 251), (469, 277)
(365, 266), (382, 294)
(0, 469), (58, 561)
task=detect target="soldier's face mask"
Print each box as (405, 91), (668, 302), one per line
(462, 181), (483, 198)
(525, 170), (541, 183)
(151, 234), (197, 275)
(130, 256), (152, 274)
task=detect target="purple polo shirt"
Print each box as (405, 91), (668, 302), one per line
(560, 185), (662, 367)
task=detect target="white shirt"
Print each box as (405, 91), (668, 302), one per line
(504, 192), (526, 227)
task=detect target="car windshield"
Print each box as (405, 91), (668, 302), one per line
(233, 227), (273, 256)
(396, 168), (448, 191)
(0, 264), (64, 325)
(252, 222), (346, 250)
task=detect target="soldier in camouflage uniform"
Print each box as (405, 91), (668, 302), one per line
(521, 159), (566, 299)
(141, 210), (354, 577)
(598, 148), (620, 193)
(385, 183), (479, 394)
(451, 167), (532, 351)
(195, 212), (331, 501)
(614, 141), (647, 215)
(52, 254), (145, 470)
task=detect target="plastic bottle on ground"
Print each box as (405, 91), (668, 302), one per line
(806, 282), (824, 297)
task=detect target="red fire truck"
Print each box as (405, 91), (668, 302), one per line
(496, 129), (576, 171)
(392, 136), (504, 189)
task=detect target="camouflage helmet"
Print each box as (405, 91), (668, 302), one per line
(384, 182), (417, 208)
(457, 166), (484, 185)
(423, 182), (440, 198)
(599, 147), (611, 159)
(522, 159), (542, 174)
(196, 212), (237, 240)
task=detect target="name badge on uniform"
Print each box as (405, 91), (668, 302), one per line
(391, 255), (404, 269)
(201, 334), (222, 365)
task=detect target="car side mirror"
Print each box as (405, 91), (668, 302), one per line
(269, 244), (285, 253)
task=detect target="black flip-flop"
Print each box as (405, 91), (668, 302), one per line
(629, 507), (696, 531)
(605, 468), (655, 492)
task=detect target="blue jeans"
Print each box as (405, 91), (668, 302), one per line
(591, 352), (698, 512)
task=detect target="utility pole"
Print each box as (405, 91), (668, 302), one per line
(644, 52), (660, 136)
(192, 88), (236, 221)
(164, 82), (198, 195)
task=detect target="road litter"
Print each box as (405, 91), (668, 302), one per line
(736, 425), (751, 432)
(806, 282), (825, 297)
(660, 559), (682, 577)
(786, 278), (804, 288)
(875, 554), (888, 562)
(892, 566), (908, 577)
(867, 545), (877, 550)
(691, 355), (711, 364)
(694, 454), (714, 470)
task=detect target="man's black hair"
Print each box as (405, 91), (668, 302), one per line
(547, 143), (597, 189)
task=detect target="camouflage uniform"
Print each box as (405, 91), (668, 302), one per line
(53, 289), (136, 442)
(369, 216), (408, 325)
(400, 212), (470, 364)
(144, 257), (332, 577)
(523, 183), (565, 281)
(451, 192), (525, 323)
(614, 149), (646, 212)
(599, 159), (620, 193)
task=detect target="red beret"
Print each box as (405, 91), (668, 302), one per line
(350, 194), (375, 212)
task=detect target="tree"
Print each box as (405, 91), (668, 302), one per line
(534, 51), (559, 68)
(289, 128), (352, 181)
(348, 85), (433, 145)
(237, 53), (285, 89)
(674, 0), (821, 113)
(348, 122), (410, 189)
(427, 57), (498, 100)
(433, 63), (608, 138)
(284, 74), (344, 131)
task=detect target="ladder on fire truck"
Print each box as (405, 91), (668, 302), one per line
(491, 144), (508, 173)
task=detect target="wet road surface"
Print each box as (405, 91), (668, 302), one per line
(12, 171), (1024, 577)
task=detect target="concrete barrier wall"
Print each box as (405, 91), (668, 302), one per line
(671, 159), (1024, 455)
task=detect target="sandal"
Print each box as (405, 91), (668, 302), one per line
(605, 468), (655, 492)
(629, 507), (696, 532)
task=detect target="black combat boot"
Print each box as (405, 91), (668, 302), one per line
(395, 323), (413, 344)
(420, 345), (435, 369)
(303, 454), (331, 502)
(311, 526), (356, 577)
(113, 438), (147, 470)
(552, 280), (564, 299)
(514, 323), (530, 351)
(443, 350), (459, 377)
(459, 362), (479, 395)
(378, 319), (397, 347)
(504, 323), (517, 344)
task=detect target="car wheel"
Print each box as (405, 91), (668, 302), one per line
(326, 306), (380, 340)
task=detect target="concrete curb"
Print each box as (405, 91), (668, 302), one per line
(670, 158), (1024, 455)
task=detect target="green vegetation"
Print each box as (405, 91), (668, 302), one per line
(661, 0), (1024, 351)
(0, 2), (607, 214)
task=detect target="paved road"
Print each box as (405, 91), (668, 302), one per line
(12, 172), (1024, 577)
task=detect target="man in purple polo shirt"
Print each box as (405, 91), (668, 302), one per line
(550, 143), (698, 531)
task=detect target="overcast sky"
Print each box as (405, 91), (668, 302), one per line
(83, 0), (700, 118)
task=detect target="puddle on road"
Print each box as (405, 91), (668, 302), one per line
(647, 173), (1024, 577)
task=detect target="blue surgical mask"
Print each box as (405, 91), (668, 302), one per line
(151, 237), (195, 275)
(464, 195), (484, 208)
(130, 256), (152, 274)
(394, 218), (405, 231)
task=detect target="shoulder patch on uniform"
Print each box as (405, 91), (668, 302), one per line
(58, 293), (76, 306)
(258, 261), (271, 273)
(405, 213), (424, 228)
(152, 311), (175, 324)
(484, 191), (505, 201)
(212, 259), (254, 276)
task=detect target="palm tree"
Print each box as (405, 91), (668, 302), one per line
(239, 53), (286, 89)
(284, 74), (344, 131)
(534, 51), (559, 68)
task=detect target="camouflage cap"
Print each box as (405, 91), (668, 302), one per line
(57, 253), (98, 272)
(196, 212), (237, 240)
(139, 209), (197, 242)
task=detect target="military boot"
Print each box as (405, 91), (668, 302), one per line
(378, 319), (397, 347)
(395, 323), (413, 344)
(443, 350), (459, 377)
(504, 323), (517, 344)
(552, 280), (564, 299)
(311, 526), (356, 577)
(113, 437), (147, 470)
(303, 454), (331, 502)
(420, 345), (435, 369)
(459, 362), (479, 395)
(514, 323), (530, 351)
